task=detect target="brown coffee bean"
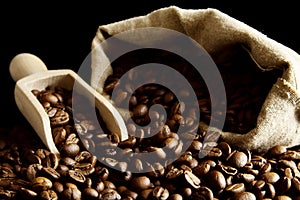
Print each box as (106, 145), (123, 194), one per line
(237, 173), (256, 183)
(152, 186), (169, 200)
(193, 160), (211, 177)
(184, 170), (201, 189)
(267, 145), (287, 158)
(19, 187), (38, 199)
(261, 172), (280, 184)
(274, 196), (293, 200)
(265, 182), (276, 199)
(53, 182), (64, 193)
(130, 176), (152, 192)
(31, 177), (53, 192)
(133, 104), (148, 118)
(138, 189), (153, 200)
(274, 177), (292, 195)
(219, 164), (238, 176)
(26, 164), (43, 181)
(62, 183), (81, 200)
(261, 162), (272, 173)
(41, 167), (61, 180)
(292, 177), (300, 192)
(168, 193), (183, 200)
(232, 191), (256, 200)
(227, 151), (248, 168)
(165, 167), (183, 180)
(191, 186), (214, 200)
(60, 157), (76, 166)
(39, 190), (58, 200)
(207, 170), (226, 192)
(68, 169), (86, 183)
(83, 187), (99, 199)
(50, 109), (69, 126)
(225, 183), (245, 194)
(60, 143), (80, 157)
(99, 188), (121, 200)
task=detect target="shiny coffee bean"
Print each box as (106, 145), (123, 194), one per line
(31, 177), (53, 192)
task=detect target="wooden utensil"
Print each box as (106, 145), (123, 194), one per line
(9, 53), (128, 154)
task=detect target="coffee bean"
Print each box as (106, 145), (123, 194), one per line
(261, 172), (280, 184)
(225, 182), (245, 194)
(39, 190), (58, 200)
(19, 187), (38, 199)
(152, 186), (169, 200)
(130, 176), (152, 192)
(31, 177), (53, 192)
(168, 193), (183, 200)
(99, 188), (121, 200)
(62, 183), (81, 200)
(83, 187), (99, 199)
(191, 186), (214, 200)
(227, 151), (248, 168)
(68, 169), (86, 183)
(184, 171), (201, 189)
(133, 104), (148, 118)
(60, 143), (80, 157)
(207, 170), (226, 192)
(267, 145), (287, 158)
(41, 167), (61, 180)
(53, 182), (64, 193)
(232, 191), (256, 200)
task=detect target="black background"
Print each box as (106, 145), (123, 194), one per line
(1, 1), (300, 128)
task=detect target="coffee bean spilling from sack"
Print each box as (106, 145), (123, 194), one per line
(2, 122), (300, 199)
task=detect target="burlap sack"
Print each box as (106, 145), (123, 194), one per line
(90, 6), (300, 153)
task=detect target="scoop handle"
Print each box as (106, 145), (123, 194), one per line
(9, 53), (48, 82)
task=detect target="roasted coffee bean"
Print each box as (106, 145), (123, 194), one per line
(68, 169), (86, 183)
(39, 190), (58, 200)
(133, 104), (148, 118)
(19, 187), (38, 199)
(184, 170), (201, 189)
(227, 151), (248, 168)
(61, 183), (81, 200)
(232, 191), (256, 200)
(261, 172), (280, 184)
(50, 110), (69, 126)
(41, 167), (61, 180)
(26, 164), (43, 181)
(225, 182), (245, 194)
(82, 187), (99, 199)
(53, 182), (64, 193)
(99, 188), (121, 200)
(267, 145), (287, 158)
(168, 193), (183, 200)
(152, 186), (169, 200)
(274, 177), (292, 195)
(207, 170), (226, 192)
(60, 143), (80, 157)
(52, 127), (67, 145)
(130, 176), (152, 192)
(31, 177), (53, 192)
(191, 186), (214, 200)
(193, 160), (211, 177)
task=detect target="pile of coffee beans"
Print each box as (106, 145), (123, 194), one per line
(2, 120), (300, 199)
(2, 48), (294, 200)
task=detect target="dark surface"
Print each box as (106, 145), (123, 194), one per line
(1, 1), (300, 128)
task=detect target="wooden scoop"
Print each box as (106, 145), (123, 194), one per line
(9, 53), (128, 154)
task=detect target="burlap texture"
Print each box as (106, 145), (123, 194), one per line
(90, 6), (300, 152)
